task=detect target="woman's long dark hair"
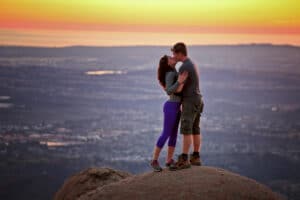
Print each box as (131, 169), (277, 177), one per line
(157, 55), (174, 89)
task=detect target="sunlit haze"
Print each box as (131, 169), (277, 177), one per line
(1, 0), (300, 46)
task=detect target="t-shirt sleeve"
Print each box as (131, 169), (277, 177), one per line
(179, 62), (188, 74)
(165, 71), (180, 95)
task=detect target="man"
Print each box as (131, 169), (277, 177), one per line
(171, 42), (204, 170)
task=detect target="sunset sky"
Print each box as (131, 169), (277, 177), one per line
(1, 0), (300, 46)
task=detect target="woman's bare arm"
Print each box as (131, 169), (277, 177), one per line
(165, 72), (180, 95)
(165, 71), (188, 95)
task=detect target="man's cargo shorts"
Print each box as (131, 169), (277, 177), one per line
(180, 95), (204, 135)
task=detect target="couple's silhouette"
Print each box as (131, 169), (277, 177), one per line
(151, 42), (204, 172)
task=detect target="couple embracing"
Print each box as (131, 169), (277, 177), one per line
(151, 42), (204, 172)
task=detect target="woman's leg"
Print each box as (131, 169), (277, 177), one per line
(153, 102), (178, 160)
(166, 146), (175, 163)
(166, 106), (181, 162)
(152, 146), (161, 161)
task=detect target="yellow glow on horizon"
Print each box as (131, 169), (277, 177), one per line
(1, 0), (300, 46)
(1, 29), (299, 47)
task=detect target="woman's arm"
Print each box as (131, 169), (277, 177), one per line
(165, 72), (180, 95)
(165, 71), (187, 95)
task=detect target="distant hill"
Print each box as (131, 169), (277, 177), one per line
(0, 44), (299, 57)
(54, 166), (284, 200)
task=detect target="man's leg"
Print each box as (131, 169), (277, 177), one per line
(190, 133), (202, 166)
(182, 134), (192, 154)
(180, 100), (193, 156)
(172, 133), (192, 169)
(190, 102), (203, 165)
(192, 134), (201, 153)
(174, 101), (193, 169)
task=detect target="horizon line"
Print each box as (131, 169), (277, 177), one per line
(1, 43), (300, 49)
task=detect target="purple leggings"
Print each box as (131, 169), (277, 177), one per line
(156, 101), (181, 148)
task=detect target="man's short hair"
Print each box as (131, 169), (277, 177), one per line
(171, 42), (187, 56)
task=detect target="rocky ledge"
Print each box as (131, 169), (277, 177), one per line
(54, 166), (284, 200)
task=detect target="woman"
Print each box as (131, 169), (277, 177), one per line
(150, 55), (188, 172)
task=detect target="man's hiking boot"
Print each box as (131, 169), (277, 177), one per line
(150, 160), (163, 172)
(190, 153), (202, 166)
(174, 154), (191, 170)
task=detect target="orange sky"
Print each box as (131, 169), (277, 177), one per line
(1, 0), (300, 46)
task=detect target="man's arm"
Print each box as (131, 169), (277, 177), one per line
(174, 83), (184, 93)
(176, 63), (189, 93)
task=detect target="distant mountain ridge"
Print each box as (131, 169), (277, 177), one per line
(0, 44), (299, 57)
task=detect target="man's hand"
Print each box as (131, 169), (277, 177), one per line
(178, 71), (188, 84)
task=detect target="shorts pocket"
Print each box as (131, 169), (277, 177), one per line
(199, 99), (204, 113)
(192, 100), (204, 114)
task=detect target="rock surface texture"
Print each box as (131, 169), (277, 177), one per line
(54, 166), (284, 200)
